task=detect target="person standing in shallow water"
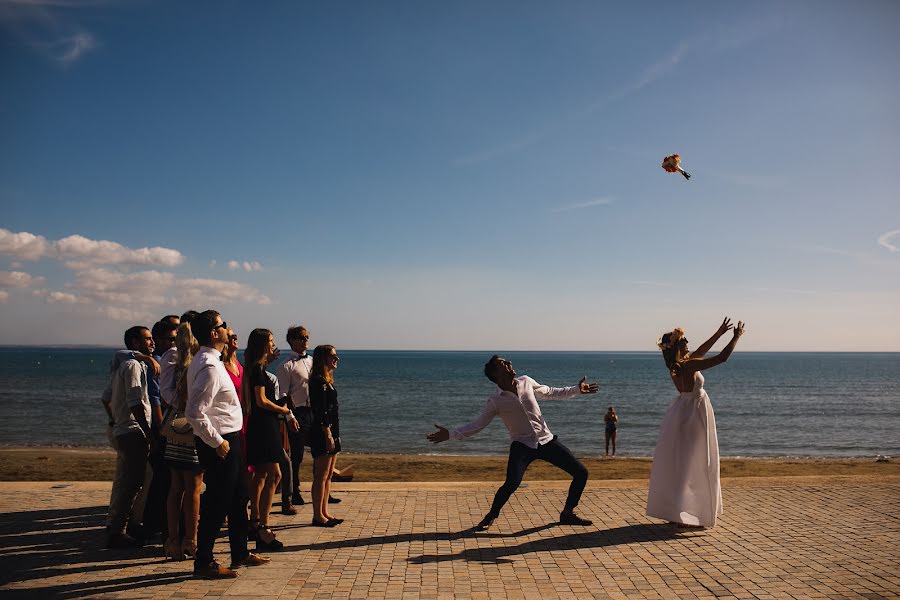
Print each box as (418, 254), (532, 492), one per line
(646, 317), (745, 529)
(604, 407), (618, 457)
(427, 355), (600, 531)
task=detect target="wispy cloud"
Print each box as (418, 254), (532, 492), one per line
(550, 197), (612, 213)
(877, 229), (900, 252)
(453, 17), (784, 166)
(0, 0), (100, 66)
(227, 260), (264, 272)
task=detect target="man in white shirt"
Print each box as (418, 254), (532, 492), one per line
(103, 326), (154, 548)
(428, 355), (600, 530)
(186, 310), (270, 579)
(277, 325), (313, 507)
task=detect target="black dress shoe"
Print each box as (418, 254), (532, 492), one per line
(475, 514), (496, 531)
(559, 511), (593, 526)
(327, 495), (341, 504)
(291, 495), (306, 506)
(327, 517), (344, 525)
(256, 529), (284, 551)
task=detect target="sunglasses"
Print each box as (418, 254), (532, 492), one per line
(213, 321), (227, 331)
(228, 334), (238, 341)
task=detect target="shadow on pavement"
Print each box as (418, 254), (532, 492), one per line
(408, 523), (681, 564)
(0, 505), (191, 598)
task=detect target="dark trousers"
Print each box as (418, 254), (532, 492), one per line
(195, 432), (249, 568)
(488, 436), (588, 518)
(141, 433), (169, 537)
(288, 407), (312, 498)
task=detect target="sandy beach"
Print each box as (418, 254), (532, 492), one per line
(1, 446), (896, 481)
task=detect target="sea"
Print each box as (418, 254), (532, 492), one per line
(0, 348), (897, 458)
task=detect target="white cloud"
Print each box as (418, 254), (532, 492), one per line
(55, 234), (185, 266)
(877, 229), (900, 252)
(0, 229), (51, 260)
(227, 260), (263, 272)
(551, 197), (613, 213)
(0, 270), (45, 288)
(0, 228), (185, 266)
(46, 290), (79, 303)
(0, 290), (8, 302)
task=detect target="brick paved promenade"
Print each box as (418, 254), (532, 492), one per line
(0, 476), (897, 599)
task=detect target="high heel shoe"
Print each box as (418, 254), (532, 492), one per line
(164, 538), (184, 561)
(181, 538), (197, 559)
(256, 527), (284, 551)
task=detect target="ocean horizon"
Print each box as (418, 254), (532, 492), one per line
(1, 348), (897, 458)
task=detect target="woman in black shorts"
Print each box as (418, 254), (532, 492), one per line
(308, 345), (342, 526)
(242, 328), (292, 550)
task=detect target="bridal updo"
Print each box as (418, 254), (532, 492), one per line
(657, 327), (687, 376)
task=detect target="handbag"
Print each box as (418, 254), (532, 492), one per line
(160, 406), (195, 445)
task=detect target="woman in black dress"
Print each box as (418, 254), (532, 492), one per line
(308, 345), (342, 526)
(242, 328), (291, 550)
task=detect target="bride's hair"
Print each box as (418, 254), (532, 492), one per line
(657, 328), (686, 377)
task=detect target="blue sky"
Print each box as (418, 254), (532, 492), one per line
(1, 0), (898, 350)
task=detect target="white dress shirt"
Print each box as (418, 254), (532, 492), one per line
(276, 352), (312, 408)
(186, 346), (243, 448)
(451, 376), (580, 449)
(158, 346), (178, 407)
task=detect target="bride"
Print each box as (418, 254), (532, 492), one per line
(646, 317), (745, 528)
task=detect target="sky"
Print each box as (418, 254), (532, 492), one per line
(0, 0), (898, 351)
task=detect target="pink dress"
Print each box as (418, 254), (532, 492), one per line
(225, 360), (247, 467)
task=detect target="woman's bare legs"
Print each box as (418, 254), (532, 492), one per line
(182, 471), (202, 555)
(312, 454), (332, 523)
(322, 454), (338, 520)
(258, 463), (281, 541)
(165, 468), (185, 557)
(610, 430), (617, 456)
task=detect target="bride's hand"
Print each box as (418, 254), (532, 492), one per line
(733, 321), (745, 338)
(717, 317), (733, 336)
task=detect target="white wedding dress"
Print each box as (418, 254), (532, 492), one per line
(646, 371), (722, 527)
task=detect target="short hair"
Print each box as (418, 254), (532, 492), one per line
(286, 325), (308, 343)
(161, 314), (180, 325)
(124, 326), (150, 350)
(151, 320), (178, 339)
(179, 310), (199, 324)
(484, 354), (502, 383)
(190, 310), (221, 347)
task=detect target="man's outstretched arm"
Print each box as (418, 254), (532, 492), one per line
(427, 399), (497, 444)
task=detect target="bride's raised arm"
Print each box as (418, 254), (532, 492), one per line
(683, 321), (745, 374)
(689, 317), (733, 359)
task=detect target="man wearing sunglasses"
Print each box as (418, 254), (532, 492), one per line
(186, 310), (269, 579)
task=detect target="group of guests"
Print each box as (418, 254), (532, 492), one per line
(101, 308), (346, 579)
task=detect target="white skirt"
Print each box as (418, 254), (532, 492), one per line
(646, 389), (722, 527)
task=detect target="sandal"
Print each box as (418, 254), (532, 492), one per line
(181, 538), (197, 558)
(164, 538), (184, 561)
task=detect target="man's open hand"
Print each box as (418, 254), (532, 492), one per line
(578, 376), (600, 394)
(427, 424), (450, 444)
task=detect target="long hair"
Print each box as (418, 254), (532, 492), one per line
(311, 344), (336, 385)
(241, 328), (272, 415)
(658, 328), (687, 377)
(174, 322), (198, 411)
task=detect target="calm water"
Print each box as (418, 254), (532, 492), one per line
(0, 348), (897, 457)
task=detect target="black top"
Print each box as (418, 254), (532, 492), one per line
(248, 364), (282, 419)
(309, 374), (338, 429)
